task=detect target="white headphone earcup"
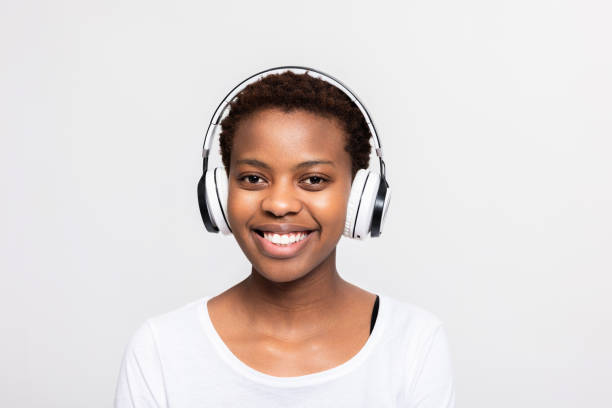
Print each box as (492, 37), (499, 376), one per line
(204, 167), (232, 235)
(344, 169), (367, 238)
(344, 169), (381, 240)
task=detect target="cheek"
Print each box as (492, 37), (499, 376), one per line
(227, 187), (259, 227)
(312, 187), (351, 234)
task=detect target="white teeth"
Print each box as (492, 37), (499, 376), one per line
(262, 231), (309, 245)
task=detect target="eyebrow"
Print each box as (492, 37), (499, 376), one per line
(235, 158), (335, 170)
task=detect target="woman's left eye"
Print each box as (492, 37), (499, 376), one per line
(302, 176), (327, 185)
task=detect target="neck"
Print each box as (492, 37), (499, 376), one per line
(236, 248), (352, 340)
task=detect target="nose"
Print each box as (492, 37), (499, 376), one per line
(260, 179), (303, 217)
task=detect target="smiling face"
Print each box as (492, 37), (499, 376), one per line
(227, 108), (353, 283)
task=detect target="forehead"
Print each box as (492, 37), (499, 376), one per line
(230, 108), (351, 169)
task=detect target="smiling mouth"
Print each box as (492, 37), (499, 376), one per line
(253, 229), (314, 246)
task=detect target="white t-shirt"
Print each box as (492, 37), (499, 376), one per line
(114, 293), (455, 407)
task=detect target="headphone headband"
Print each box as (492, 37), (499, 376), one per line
(201, 65), (386, 179)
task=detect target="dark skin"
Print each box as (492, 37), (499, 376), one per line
(207, 108), (378, 377)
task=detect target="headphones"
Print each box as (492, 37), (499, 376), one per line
(197, 66), (391, 240)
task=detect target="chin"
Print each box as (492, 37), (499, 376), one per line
(251, 261), (313, 283)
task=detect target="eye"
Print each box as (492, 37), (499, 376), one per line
(239, 174), (266, 185)
(304, 176), (324, 184)
(302, 175), (329, 187)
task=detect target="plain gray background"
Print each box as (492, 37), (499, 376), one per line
(2, 0), (611, 406)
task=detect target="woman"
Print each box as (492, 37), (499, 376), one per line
(115, 68), (455, 407)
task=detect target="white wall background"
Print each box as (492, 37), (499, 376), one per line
(1, 0), (610, 406)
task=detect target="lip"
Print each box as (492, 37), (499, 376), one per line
(252, 223), (315, 233)
(251, 229), (315, 259)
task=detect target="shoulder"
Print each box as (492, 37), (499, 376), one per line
(380, 293), (445, 336)
(378, 294), (451, 372)
(378, 295), (455, 405)
(116, 297), (205, 408)
(148, 297), (207, 330)
(123, 297), (209, 356)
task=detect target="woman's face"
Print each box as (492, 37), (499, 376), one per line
(227, 108), (353, 283)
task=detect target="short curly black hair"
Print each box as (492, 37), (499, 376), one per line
(218, 71), (371, 179)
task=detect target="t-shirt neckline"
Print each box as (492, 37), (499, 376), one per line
(198, 293), (389, 388)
